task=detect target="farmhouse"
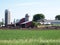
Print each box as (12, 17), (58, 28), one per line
(38, 19), (60, 26)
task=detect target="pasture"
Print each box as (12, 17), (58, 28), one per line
(0, 29), (60, 45)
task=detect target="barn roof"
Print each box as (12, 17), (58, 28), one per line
(21, 21), (32, 24)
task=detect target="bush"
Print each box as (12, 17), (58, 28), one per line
(32, 21), (41, 28)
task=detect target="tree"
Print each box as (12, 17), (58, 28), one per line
(31, 21), (41, 28)
(55, 15), (60, 20)
(32, 14), (45, 22)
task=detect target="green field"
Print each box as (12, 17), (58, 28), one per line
(0, 29), (60, 45)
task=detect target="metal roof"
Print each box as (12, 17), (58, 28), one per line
(21, 21), (31, 24)
(38, 19), (60, 22)
(44, 20), (60, 22)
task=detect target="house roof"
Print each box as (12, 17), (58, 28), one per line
(45, 20), (60, 22)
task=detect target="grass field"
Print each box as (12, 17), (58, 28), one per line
(0, 29), (60, 45)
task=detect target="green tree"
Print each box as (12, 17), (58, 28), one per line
(32, 14), (45, 22)
(55, 15), (60, 20)
(0, 22), (4, 26)
(31, 21), (41, 28)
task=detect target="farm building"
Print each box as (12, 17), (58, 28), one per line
(15, 14), (33, 28)
(38, 19), (60, 26)
(4, 14), (33, 28)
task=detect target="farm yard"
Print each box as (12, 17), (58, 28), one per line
(0, 29), (60, 45)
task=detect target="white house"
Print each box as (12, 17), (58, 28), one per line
(38, 19), (60, 26)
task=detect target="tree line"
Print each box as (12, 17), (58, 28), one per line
(32, 14), (60, 22)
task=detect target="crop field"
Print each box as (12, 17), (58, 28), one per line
(0, 29), (60, 45)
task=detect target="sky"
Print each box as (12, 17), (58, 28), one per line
(0, 0), (60, 22)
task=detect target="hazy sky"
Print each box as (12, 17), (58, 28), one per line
(0, 0), (60, 22)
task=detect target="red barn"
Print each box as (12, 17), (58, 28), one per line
(16, 18), (33, 28)
(20, 21), (32, 28)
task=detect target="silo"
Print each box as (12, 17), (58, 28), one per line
(25, 14), (29, 22)
(5, 9), (10, 27)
